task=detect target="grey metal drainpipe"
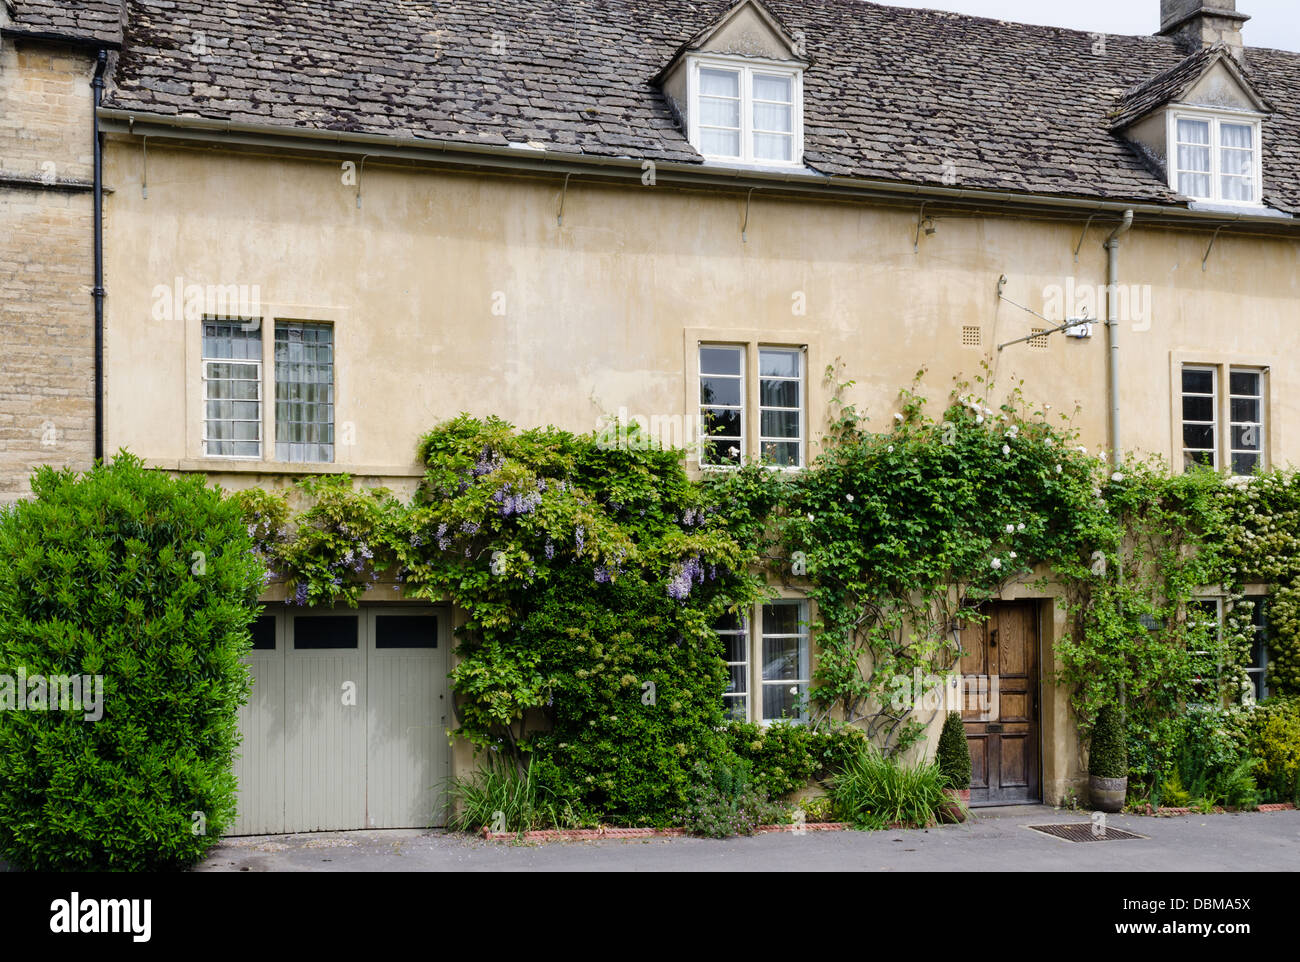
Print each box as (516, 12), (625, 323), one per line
(1105, 210), (1134, 462)
(92, 49), (107, 463)
(1104, 209), (1134, 716)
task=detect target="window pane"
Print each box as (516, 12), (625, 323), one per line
(700, 346), (742, 376)
(752, 73), (791, 103)
(699, 97), (740, 128)
(763, 602), (803, 636)
(702, 440), (743, 466)
(293, 615), (358, 649)
(701, 407), (742, 438)
(1231, 452), (1261, 475)
(700, 375), (742, 407)
(724, 697), (748, 721)
(1178, 171), (1211, 198)
(760, 379), (800, 408)
(1230, 397), (1259, 423)
(1177, 118), (1210, 146)
(721, 633), (747, 664)
(761, 410), (800, 439)
(1221, 175), (1253, 202)
(700, 128), (740, 157)
(762, 684), (805, 721)
(203, 321), (262, 459)
(726, 664), (748, 695)
(759, 349), (799, 378)
(275, 322), (334, 463)
(250, 615), (276, 650)
(375, 615), (437, 649)
(1182, 395), (1214, 422)
(753, 133), (793, 162)
(1183, 424), (1215, 449)
(1182, 368), (1214, 394)
(1184, 450), (1215, 470)
(700, 68), (739, 98)
(1220, 123), (1252, 150)
(761, 441), (801, 467)
(1230, 371), (1260, 396)
(753, 102), (792, 133)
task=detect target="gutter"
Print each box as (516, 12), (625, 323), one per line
(96, 107), (1300, 236)
(93, 50), (107, 463)
(1104, 210), (1135, 462)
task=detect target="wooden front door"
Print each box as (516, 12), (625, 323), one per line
(960, 601), (1040, 805)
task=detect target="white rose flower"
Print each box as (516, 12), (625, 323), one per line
(846, 494), (855, 502)
(1111, 472), (1124, 482)
(1044, 438), (1054, 447)
(976, 415), (985, 424)
(1017, 523), (1026, 531)
(894, 413), (904, 422)
(1055, 464), (1062, 473)
(1009, 551), (1017, 559)
(1005, 524), (1015, 534)
(991, 558), (1003, 570)
(1002, 444), (1011, 456)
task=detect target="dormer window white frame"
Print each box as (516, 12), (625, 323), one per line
(686, 53), (804, 168)
(1167, 106), (1264, 207)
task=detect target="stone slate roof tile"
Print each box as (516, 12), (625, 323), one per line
(86, 0), (1300, 214)
(13, 0), (123, 46)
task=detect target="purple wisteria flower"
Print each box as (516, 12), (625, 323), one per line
(575, 525), (585, 554)
(666, 557), (704, 601)
(459, 520), (480, 535)
(292, 582), (309, 606)
(594, 566), (612, 584)
(473, 447), (505, 478)
(544, 538), (555, 561)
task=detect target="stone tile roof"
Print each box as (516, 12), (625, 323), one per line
(91, 0), (1300, 214)
(11, 0), (123, 46)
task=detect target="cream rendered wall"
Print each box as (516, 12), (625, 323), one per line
(103, 143), (1300, 484)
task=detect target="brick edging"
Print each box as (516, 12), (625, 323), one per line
(479, 822), (850, 841)
(1136, 802), (1295, 816)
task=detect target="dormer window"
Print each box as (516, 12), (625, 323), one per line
(689, 57), (802, 166)
(1171, 111), (1261, 204)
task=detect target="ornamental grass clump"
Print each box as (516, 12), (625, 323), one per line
(0, 455), (264, 870)
(829, 745), (949, 829)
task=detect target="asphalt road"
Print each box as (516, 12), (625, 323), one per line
(195, 806), (1300, 872)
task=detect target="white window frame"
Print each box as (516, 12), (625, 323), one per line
(1228, 366), (1265, 476)
(1243, 595), (1270, 704)
(201, 326), (264, 460)
(686, 53), (804, 168)
(717, 613), (749, 722)
(698, 343), (746, 469)
(1189, 597), (1222, 707)
(758, 600), (810, 724)
(758, 346), (805, 470)
(1166, 108), (1264, 207)
(1181, 364), (1218, 471)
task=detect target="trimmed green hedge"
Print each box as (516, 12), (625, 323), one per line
(0, 455), (264, 870)
(936, 711), (971, 790)
(1090, 705), (1128, 779)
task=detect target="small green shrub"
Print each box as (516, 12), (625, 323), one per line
(829, 746), (949, 829)
(723, 720), (868, 798)
(445, 755), (581, 834)
(1245, 700), (1300, 803)
(798, 794), (834, 823)
(1089, 705), (1128, 779)
(683, 757), (783, 838)
(936, 711), (971, 790)
(0, 455), (264, 870)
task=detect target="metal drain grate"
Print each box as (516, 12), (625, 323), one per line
(1027, 823), (1145, 843)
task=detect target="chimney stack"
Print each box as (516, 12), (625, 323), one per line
(1159, 1), (1250, 56)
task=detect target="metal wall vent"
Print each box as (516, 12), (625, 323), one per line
(1027, 823), (1145, 843)
(961, 325), (982, 347)
(1029, 328), (1050, 349)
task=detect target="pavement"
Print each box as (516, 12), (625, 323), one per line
(195, 805), (1300, 872)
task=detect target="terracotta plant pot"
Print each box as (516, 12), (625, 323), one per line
(939, 787), (970, 823)
(1090, 775), (1127, 813)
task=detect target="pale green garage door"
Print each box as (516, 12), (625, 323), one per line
(230, 605), (450, 835)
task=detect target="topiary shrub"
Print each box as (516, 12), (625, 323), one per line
(0, 454), (264, 870)
(936, 711), (971, 790)
(1089, 705), (1128, 779)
